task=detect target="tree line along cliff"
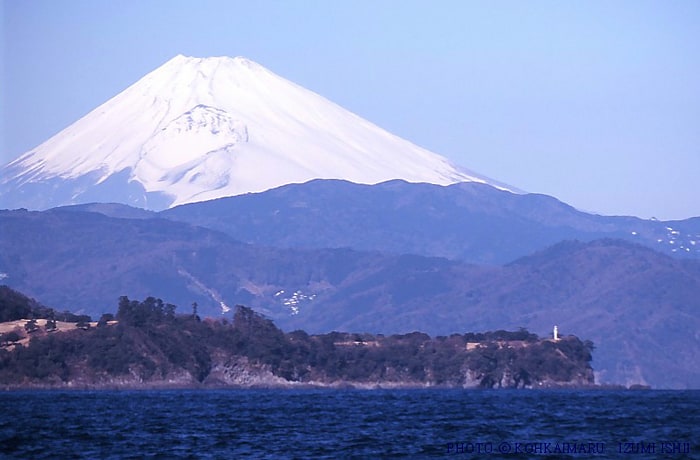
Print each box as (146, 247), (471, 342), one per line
(0, 287), (594, 389)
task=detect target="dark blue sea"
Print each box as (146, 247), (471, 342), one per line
(1, 389), (698, 459)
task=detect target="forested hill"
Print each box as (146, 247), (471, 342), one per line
(0, 292), (595, 389)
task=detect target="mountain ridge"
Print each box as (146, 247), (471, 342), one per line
(159, 179), (700, 263)
(1, 207), (698, 388)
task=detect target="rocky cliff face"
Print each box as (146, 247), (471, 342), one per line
(0, 298), (595, 390)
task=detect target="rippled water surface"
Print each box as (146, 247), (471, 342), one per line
(1, 389), (698, 458)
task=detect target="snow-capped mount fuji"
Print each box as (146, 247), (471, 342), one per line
(0, 55), (505, 211)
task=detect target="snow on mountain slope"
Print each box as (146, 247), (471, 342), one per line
(1, 55), (505, 210)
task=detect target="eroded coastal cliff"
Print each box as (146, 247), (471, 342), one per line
(1, 290), (595, 390)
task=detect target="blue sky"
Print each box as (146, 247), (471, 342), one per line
(2, 0), (699, 220)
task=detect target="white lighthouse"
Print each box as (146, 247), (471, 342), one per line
(553, 325), (559, 341)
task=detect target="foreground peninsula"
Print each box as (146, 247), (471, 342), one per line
(0, 290), (595, 389)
